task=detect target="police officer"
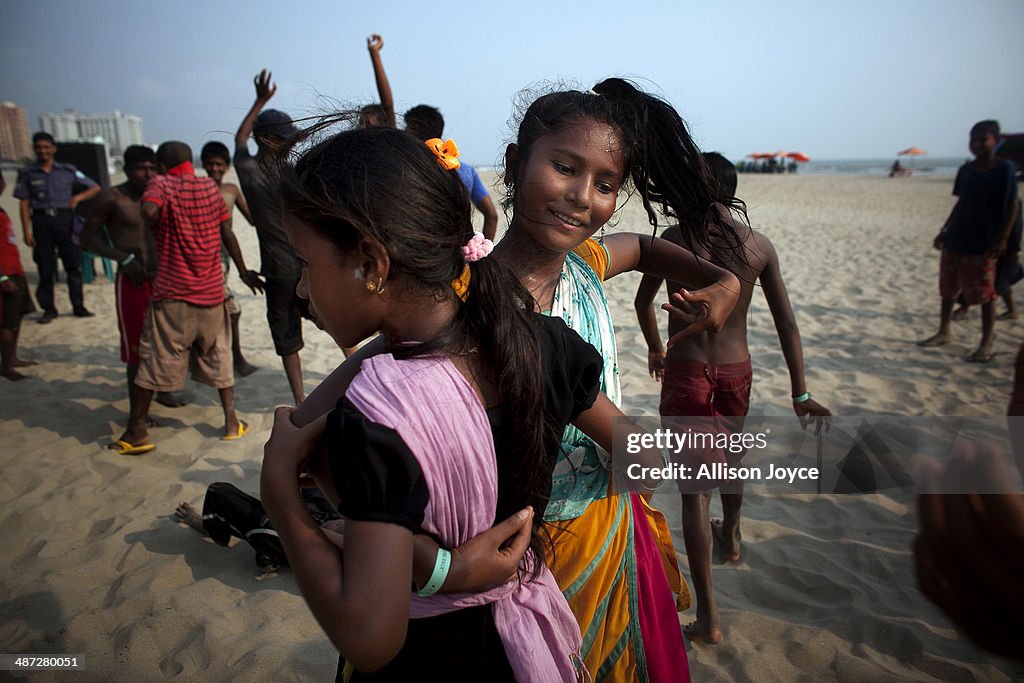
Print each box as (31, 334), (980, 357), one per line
(14, 132), (101, 323)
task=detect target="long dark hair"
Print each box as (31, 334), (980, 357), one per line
(504, 78), (750, 267)
(274, 124), (557, 576)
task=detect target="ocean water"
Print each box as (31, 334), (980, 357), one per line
(475, 158), (967, 177)
(746, 157), (964, 176)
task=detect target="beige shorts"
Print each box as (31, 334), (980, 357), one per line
(135, 299), (233, 391)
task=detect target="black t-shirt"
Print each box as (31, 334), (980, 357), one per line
(233, 147), (302, 280)
(324, 313), (602, 680)
(946, 159), (1018, 254)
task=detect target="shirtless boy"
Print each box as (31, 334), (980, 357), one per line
(634, 152), (831, 644)
(201, 141), (258, 377)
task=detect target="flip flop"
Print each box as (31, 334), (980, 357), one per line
(966, 351), (996, 363)
(111, 439), (156, 456)
(221, 420), (251, 441)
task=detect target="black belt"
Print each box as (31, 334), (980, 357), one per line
(32, 208), (73, 217)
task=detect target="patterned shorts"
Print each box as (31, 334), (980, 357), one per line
(940, 250), (996, 305)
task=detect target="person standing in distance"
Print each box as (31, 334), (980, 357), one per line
(14, 131), (101, 323)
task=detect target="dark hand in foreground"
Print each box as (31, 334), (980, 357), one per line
(444, 507), (534, 592)
(914, 441), (1024, 661)
(121, 259), (147, 286)
(241, 269), (265, 295)
(793, 398), (831, 435)
(262, 406), (325, 480)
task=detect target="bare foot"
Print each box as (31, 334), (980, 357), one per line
(966, 346), (995, 363)
(11, 358), (38, 367)
(173, 501), (207, 534)
(997, 311), (1018, 321)
(951, 306), (969, 321)
(683, 620), (723, 644)
(234, 358), (259, 377)
(712, 519), (741, 563)
(1, 368), (28, 381)
(917, 333), (949, 347)
(155, 391), (193, 408)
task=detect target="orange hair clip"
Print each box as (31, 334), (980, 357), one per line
(425, 138), (461, 171)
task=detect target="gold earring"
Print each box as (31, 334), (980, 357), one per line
(375, 277), (385, 295)
(366, 280), (376, 292)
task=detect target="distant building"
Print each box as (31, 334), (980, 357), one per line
(38, 109), (144, 160)
(0, 101), (32, 161)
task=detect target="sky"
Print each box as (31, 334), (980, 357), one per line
(2, 0), (1023, 167)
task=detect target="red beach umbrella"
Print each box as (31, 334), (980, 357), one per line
(897, 147), (927, 157)
(786, 151), (811, 163)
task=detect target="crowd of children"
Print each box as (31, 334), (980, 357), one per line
(4, 32), (1021, 681)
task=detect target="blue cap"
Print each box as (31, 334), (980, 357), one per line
(254, 109), (298, 139)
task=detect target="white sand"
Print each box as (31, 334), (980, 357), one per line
(1, 168), (1021, 681)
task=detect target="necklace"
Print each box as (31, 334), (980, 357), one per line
(524, 270), (561, 310)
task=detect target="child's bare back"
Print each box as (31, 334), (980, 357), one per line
(637, 208), (777, 366)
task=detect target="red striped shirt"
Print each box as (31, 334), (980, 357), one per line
(0, 210), (26, 277)
(143, 162), (230, 306)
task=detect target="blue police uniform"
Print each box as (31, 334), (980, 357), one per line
(14, 162), (97, 317)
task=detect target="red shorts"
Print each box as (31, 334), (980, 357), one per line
(940, 250), (996, 305)
(660, 357), (753, 491)
(116, 274), (153, 365)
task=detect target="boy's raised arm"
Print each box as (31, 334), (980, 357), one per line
(236, 69), (277, 152)
(367, 35), (395, 127)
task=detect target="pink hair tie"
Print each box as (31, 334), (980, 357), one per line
(462, 232), (493, 263)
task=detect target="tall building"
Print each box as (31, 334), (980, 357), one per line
(0, 101), (32, 161)
(38, 109), (144, 160)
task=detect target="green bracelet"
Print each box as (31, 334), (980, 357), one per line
(793, 391), (812, 404)
(417, 548), (451, 597)
(121, 253), (136, 267)
(0, 275), (9, 284)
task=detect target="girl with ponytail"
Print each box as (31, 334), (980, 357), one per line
(260, 124), (642, 681)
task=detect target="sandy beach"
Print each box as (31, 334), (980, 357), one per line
(1, 168), (1022, 681)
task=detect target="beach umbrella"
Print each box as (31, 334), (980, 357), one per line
(897, 147), (927, 168)
(786, 151), (811, 163)
(747, 152), (775, 159)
